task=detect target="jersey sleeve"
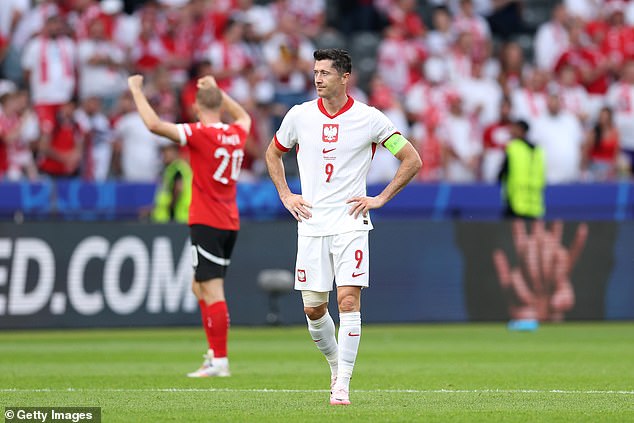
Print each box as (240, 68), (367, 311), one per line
(274, 105), (299, 152)
(370, 107), (399, 145)
(176, 123), (194, 147)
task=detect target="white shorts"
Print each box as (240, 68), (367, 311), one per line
(295, 231), (369, 292)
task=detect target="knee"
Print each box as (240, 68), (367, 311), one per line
(338, 294), (358, 313)
(304, 305), (327, 321)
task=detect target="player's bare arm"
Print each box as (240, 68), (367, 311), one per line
(200, 76), (252, 134)
(265, 140), (313, 222)
(127, 74), (180, 143)
(347, 141), (422, 218)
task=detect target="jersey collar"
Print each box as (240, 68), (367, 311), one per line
(317, 96), (354, 119)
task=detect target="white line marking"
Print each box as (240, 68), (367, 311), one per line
(1, 388), (633, 395)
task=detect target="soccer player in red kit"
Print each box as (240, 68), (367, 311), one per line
(128, 74), (251, 377)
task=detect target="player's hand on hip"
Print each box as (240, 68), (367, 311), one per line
(127, 74), (143, 91)
(346, 196), (385, 219)
(281, 193), (312, 222)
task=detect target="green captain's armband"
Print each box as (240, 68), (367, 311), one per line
(383, 133), (408, 155)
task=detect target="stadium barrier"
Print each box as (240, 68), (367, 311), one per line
(0, 220), (632, 329)
(1, 180), (633, 221)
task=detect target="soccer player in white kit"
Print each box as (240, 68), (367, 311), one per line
(265, 49), (422, 405)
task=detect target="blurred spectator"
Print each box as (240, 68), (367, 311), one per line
(606, 59), (634, 176)
(511, 68), (548, 125)
(554, 22), (611, 119)
(377, 25), (423, 96)
(565, 0), (600, 22)
(38, 101), (83, 178)
(531, 89), (585, 184)
(481, 96), (513, 182)
(586, 106), (620, 181)
(236, 0), (276, 41)
(203, 17), (252, 95)
(77, 15), (127, 112)
(557, 64), (590, 125)
(426, 6), (455, 56)
(438, 92), (482, 182)
(385, 0), (426, 39)
(284, 0), (327, 39)
(366, 74), (407, 184)
(21, 14), (77, 138)
(180, 60), (213, 122)
(129, 5), (170, 74)
(75, 96), (113, 181)
(497, 41), (525, 96)
(262, 12), (314, 125)
(12, 0), (59, 52)
(68, 0), (103, 41)
(534, 2), (570, 72)
(446, 31), (474, 81)
(111, 92), (162, 182)
(453, 0), (491, 59)
(0, 90), (39, 181)
(0, 0), (30, 83)
(410, 107), (444, 181)
(598, 4), (634, 74)
(405, 57), (454, 122)
(456, 58), (503, 127)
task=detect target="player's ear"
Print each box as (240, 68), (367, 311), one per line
(341, 72), (350, 85)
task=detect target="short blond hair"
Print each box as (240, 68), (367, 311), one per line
(196, 86), (222, 111)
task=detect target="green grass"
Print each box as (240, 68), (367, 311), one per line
(1, 323), (633, 422)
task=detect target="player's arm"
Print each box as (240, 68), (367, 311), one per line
(265, 138), (312, 221)
(221, 91), (252, 134)
(347, 134), (422, 218)
(127, 74), (180, 143)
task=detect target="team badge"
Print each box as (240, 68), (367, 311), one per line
(297, 269), (307, 283)
(322, 124), (339, 143)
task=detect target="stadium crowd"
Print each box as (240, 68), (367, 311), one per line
(1, 0), (634, 184)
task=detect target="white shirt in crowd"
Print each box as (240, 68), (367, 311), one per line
(606, 81), (634, 151)
(275, 97), (397, 236)
(456, 74), (502, 127)
(113, 112), (162, 182)
(534, 21), (569, 71)
(439, 113), (482, 182)
(531, 111), (584, 184)
(21, 36), (77, 105)
(511, 88), (547, 126)
(77, 38), (127, 100)
(0, 0), (29, 39)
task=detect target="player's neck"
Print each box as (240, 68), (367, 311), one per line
(198, 111), (221, 126)
(321, 93), (349, 116)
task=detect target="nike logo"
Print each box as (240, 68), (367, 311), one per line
(348, 332), (360, 337)
(351, 272), (365, 278)
(322, 148), (336, 154)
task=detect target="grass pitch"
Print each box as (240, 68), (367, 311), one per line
(1, 323), (633, 422)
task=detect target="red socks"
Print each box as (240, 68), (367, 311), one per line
(199, 300), (230, 358)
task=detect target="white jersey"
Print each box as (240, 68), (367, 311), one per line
(275, 97), (398, 236)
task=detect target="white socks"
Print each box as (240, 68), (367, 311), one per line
(306, 312), (338, 378)
(335, 311), (361, 390)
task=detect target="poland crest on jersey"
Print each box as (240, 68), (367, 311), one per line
(322, 124), (339, 142)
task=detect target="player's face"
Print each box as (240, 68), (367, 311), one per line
(314, 60), (348, 99)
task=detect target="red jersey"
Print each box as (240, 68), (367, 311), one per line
(39, 120), (79, 176)
(177, 121), (247, 230)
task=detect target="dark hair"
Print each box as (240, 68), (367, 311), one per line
(313, 49), (352, 75)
